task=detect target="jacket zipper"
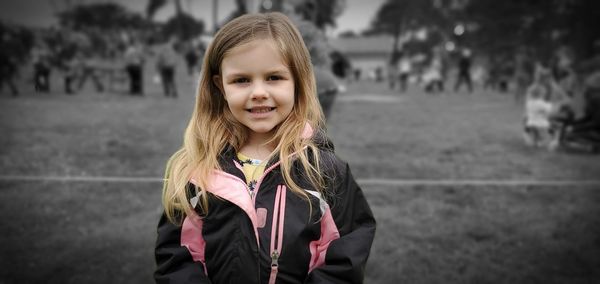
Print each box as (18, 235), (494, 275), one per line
(252, 161), (281, 205)
(228, 160), (283, 283)
(268, 185), (286, 284)
(254, 162), (281, 283)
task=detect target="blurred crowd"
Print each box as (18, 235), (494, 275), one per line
(358, 40), (600, 153)
(0, 22), (207, 98)
(2, 9), (599, 153)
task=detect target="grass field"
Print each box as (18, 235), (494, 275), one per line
(1, 74), (600, 283)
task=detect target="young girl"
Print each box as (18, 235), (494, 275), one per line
(523, 64), (572, 148)
(523, 64), (554, 146)
(154, 12), (376, 284)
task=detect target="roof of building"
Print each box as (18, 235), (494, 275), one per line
(329, 35), (395, 55)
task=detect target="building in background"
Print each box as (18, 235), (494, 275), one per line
(330, 35), (394, 79)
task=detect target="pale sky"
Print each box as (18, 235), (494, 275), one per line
(0, 0), (385, 35)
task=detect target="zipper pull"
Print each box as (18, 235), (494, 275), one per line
(271, 250), (279, 267)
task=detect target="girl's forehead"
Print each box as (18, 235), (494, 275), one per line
(221, 39), (290, 71)
(225, 38), (283, 59)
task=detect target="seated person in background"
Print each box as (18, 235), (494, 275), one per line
(566, 73), (600, 138)
(548, 67), (600, 151)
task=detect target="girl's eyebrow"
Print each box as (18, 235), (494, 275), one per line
(267, 68), (291, 74)
(223, 72), (250, 78)
(224, 68), (291, 78)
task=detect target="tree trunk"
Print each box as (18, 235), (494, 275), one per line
(174, 0), (183, 38)
(391, 23), (402, 59)
(212, 0), (218, 33)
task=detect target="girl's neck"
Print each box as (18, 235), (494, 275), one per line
(240, 134), (277, 161)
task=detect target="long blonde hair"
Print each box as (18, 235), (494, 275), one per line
(163, 12), (326, 224)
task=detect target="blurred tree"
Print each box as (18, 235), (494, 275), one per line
(548, 0), (600, 60)
(292, 0), (346, 29)
(40, 27), (90, 67)
(0, 21), (34, 94)
(462, 0), (600, 62)
(221, 0), (248, 29)
(290, 15), (332, 67)
(147, 0), (168, 19)
(461, 0), (551, 61)
(366, 0), (599, 67)
(162, 12), (205, 42)
(250, 0), (346, 30)
(367, 0), (447, 55)
(56, 3), (155, 58)
(0, 22), (33, 95)
(147, 0), (205, 41)
(57, 3), (151, 30)
(215, 0), (343, 68)
(0, 22), (34, 64)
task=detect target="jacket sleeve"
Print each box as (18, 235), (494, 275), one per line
(154, 213), (212, 283)
(305, 157), (376, 283)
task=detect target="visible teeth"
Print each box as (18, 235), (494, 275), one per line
(251, 108), (272, 113)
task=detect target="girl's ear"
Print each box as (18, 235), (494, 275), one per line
(213, 75), (225, 95)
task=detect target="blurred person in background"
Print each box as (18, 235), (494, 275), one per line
(314, 65), (341, 120)
(573, 71), (600, 136)
(0, 23), (27, 96)
(374, 66), (383, 82)
(75, 49), (104, 93)
(330, 50), (352, 82)
(423, 47), (445, 94)
(156, 39), (179, 98)
(0, 52), (19, 96)
(353, 68), (361, 81)
(551, 46), (581, 102)
(498, 54), (513, 93)
(32, 42), (52, 93)
(513, 47), (534, 102)
(486, 53), (512, 93)
(550, 79), (600, 152)
(398, 51), (412, 92)
(124, 40), (145, 95)
(54, 42), (78, 95)
(544, 47), (582, 146)
(387, 50), (400, 90)
(47, 28), (88, 95)
(62, 54), (78, 94)
(522, 64), (556, 147)
(454, 48), (473, 93)
(184, 41), (200, 76)
(551, 46), (600, 152)
(482, 55), (501, 91)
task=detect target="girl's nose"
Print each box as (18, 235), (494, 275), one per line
(250, 82), (269, 100)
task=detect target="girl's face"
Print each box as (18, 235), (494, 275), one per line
(217, 39), (295, 142)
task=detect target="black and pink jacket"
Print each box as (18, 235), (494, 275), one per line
(154, 130), (376, 284)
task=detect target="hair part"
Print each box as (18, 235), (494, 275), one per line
(162, 12), (325, 224)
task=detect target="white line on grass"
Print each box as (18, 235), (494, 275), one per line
(0, 175), (164, 183)
(357, 178), (600, 187)
(337, 95), (403, 103)
(1, 175), (599, 186)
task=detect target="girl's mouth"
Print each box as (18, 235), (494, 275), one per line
(247, 107), (275, 113)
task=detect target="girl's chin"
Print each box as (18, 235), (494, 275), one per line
(248, 127), (276, 135)
(250, 127), (282, 141)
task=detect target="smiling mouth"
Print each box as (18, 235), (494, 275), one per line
(247, 107), (275, 113)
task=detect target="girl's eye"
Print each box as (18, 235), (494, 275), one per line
(233, 78), (250, 84)
(267, 75), (282, 81)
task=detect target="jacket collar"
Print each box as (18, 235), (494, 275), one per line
(218, 122), (333, 169)
(193, 122), (334, 184)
